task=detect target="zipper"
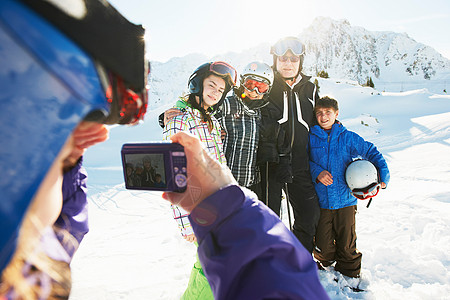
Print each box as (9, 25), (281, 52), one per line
(289, 89), (295, 149)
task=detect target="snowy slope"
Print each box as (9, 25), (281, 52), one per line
(69, 79), (450, 299)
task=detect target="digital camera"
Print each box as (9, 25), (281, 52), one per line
(121, 143), (187, 192)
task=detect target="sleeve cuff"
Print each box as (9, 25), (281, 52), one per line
(188, 185), (245, 242)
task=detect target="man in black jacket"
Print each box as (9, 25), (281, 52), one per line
(258, 37), (320, 254)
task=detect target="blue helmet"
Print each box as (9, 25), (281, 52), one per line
(0, 0), (147, 272)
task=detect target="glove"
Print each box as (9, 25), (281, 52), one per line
(275, 155), (293, 183)
(257, 142), (279, 164)
(276, 126), (291, 155)
(257, 118), (280, 164)
(158, 112), (165, 128)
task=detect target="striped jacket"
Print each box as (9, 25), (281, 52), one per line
(163, 99), (226, 236)
(215, 94), (261, 187)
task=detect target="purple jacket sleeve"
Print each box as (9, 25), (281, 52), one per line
(189, 185), (330, 300)
(53, 157), (89, 258)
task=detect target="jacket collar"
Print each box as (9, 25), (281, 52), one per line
(311, 121), (345, 139)
(274, 72), (311, 90)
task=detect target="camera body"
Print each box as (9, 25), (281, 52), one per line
(121, 142), (187, 192)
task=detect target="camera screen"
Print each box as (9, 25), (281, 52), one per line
(123, 153), (167, 189)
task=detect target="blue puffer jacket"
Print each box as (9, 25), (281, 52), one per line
(309, 122), (390, 210)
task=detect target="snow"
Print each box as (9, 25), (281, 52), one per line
(67, 77), (450, 299)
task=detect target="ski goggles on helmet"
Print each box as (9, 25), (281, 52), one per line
(105, 78), (148, 125)
(270, 37), (305, 56)
(94, 63), (149, 126)
(242, 76), (271, 95)
(209, 61), (237, 87)
(351, 182), (380, 200)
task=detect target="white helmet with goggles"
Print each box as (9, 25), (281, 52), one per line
(240, 62), (274, 94)
(239, 62), (274, 110)
(345, 159), (381, 200)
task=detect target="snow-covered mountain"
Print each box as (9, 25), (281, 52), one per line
(147, 17), (450, 110)
(301, 17), (450, 90)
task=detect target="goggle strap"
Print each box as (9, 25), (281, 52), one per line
(243, 75), (270, 85)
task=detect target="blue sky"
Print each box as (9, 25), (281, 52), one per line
(109, 0), (450, 63)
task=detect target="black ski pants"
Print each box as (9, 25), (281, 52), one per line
(313, 205), (362, 278)
(260, 164), (320, 253)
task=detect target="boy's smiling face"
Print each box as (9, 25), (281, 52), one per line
(315, 107), (339, 130)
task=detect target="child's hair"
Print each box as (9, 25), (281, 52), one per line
(315, 96), (339, 112)
(186, 94), (214, 132)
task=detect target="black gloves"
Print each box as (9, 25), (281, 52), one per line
(275, 155), (293, 183)
(257, 118), (280, 164)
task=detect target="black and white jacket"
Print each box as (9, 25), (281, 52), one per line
(215, 94), (262, 187)
(259, 72), (319, 171)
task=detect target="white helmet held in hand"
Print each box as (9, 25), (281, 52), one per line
(345, 159), (380, 200)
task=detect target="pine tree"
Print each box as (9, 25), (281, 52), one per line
(365, 77), (375, 88)
(313, 78), (320, 93)
(317, 70), (329, 79)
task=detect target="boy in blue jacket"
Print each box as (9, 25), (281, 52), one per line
(309, 96), (390, 278)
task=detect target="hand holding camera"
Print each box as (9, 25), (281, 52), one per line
(121, 132), (236, 212)
(162, 132), (237, 213)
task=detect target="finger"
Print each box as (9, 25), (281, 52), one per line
(170, 132), (210, 169)
(72, 122), (105, 137)
(170, 132), (202, 155)
(74, 127), (109, 148)
(73, 124), (109, 139)
(76, 133), (109, 149)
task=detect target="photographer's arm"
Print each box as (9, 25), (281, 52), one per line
(162, 132), (329, 300)
(54, 122), (109, 257)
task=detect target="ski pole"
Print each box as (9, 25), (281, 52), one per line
(284, 183), (293, 231)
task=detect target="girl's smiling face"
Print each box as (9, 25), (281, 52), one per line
(200, 74), (226, 108)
